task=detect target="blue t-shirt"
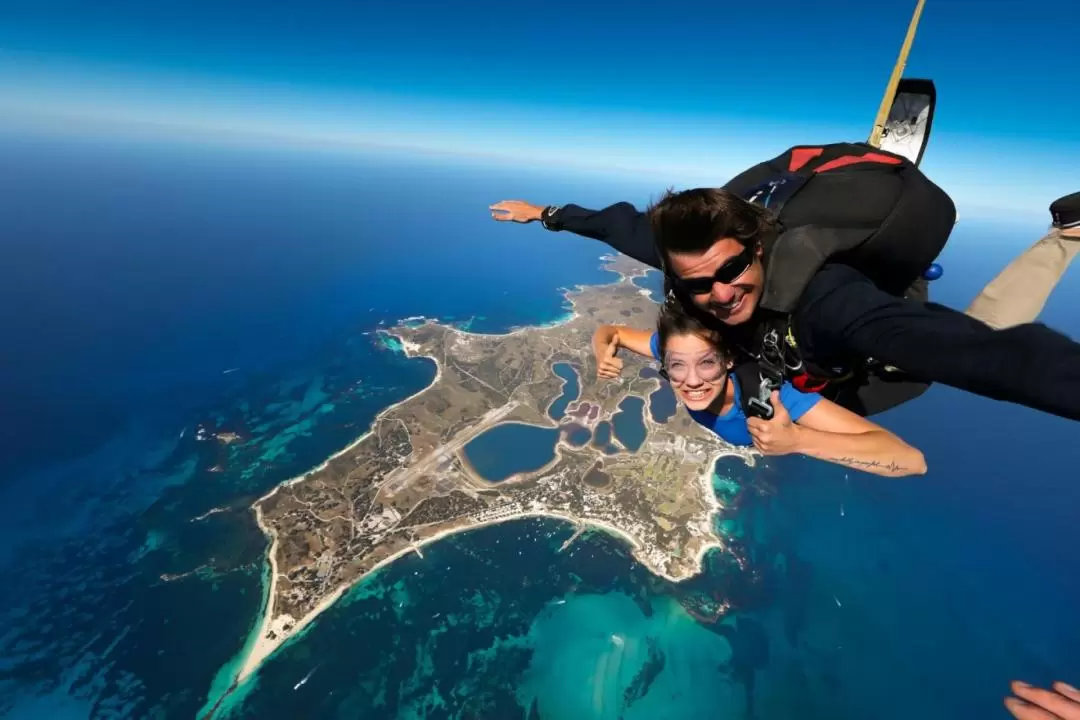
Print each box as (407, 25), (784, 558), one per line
(649, 332), (821, 446)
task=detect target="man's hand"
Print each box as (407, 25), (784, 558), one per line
(490, 200), (545, 223)
(596, 336), (623, 380)
(746, 390), (801, 455)
(1006, 681), (1080, 720)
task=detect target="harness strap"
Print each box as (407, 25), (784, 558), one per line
(735, 313), (800, 419)
(733, 360), (780, 420)
(737, 145), (914, 413)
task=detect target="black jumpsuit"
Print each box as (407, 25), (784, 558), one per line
(542, 149), (1080, 422)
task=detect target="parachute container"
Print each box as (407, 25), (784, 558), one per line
(878, 78), (936, 168)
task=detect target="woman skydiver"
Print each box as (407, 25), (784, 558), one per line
(592, 297), (927, 478)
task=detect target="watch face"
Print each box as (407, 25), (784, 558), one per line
(546, 205), (561, 216)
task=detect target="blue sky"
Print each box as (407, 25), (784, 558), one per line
(0, 0), (1075, 217)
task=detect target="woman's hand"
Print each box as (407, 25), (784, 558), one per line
(590, 324), (653, 381)
(746, 391), (801, 455)
(596, 336), (623, 380)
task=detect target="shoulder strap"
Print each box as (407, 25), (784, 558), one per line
(741, 170), (813, 219)
(758, 225), (876, 313)
(745, 147), (909, 315)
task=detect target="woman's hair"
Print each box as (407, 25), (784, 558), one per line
(655, 295), (732, 362)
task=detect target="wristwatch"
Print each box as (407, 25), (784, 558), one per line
(540, 205), (562, 230)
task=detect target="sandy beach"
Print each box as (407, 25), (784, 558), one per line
(238, 497), (730, 684)
(238, 443), (748, 683)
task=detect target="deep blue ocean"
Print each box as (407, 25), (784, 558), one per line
(1, 132), (1077, 719)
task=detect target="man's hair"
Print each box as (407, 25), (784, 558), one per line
(655, 294), (732, 362)
(648, 187), (776, 256)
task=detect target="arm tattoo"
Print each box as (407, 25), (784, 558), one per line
(826, 456), (907, 473)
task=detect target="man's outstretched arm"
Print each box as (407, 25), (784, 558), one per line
(489, 199), (662, 270)
(797, 263), (1080, 422)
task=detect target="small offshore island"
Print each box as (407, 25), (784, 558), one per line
(233, 255), (753, 687)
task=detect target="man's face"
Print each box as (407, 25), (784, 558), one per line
(667, 237), (764, 326)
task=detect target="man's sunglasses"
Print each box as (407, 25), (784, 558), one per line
(673, 244), (754, 296)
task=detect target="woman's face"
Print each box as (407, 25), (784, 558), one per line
(662, 332), (729, 411)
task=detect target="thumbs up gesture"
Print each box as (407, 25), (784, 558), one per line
(596, 336), (623, 380)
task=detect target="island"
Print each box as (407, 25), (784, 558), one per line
(234, 255), (753, 686)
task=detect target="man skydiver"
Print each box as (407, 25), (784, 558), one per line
(490, 144), (1080, 422)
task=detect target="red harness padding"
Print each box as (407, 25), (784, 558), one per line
(788, 146), (903, 174)
(791, 371), (830, 394)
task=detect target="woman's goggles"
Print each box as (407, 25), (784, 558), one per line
(660, 351), (727, 384)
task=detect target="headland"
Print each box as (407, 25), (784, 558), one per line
(232, 254), (752, 688)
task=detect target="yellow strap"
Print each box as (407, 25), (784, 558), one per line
(785, 325), (798, 349)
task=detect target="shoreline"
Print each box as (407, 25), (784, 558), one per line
(392, 254), (651, 343)
(226, 255), (735, 693)
(230, 328), (449, 687)
(237, 443), (747, 685)
(238, 496), (728, 684)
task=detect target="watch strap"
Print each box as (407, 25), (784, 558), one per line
(540, 205), (562, 230)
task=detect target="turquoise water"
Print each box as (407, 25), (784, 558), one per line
(4, 136), (1079, 719)
(517, 593), (735, 718)
(611, 396), (647, 452)
(549, 363), (581, 421)
(221, 455), (936, 719)
(0, 139), (630, 718)
(463, 422), (560, 482)
(223, 213), (1080, 720)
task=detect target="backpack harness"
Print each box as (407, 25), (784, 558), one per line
(715, 146), (924, 419)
